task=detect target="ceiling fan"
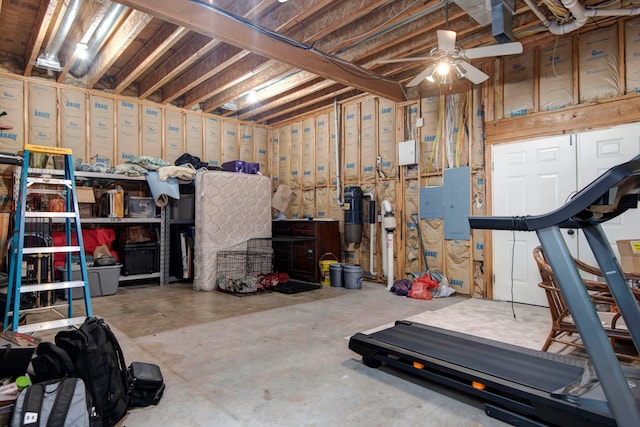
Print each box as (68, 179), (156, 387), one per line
(381, 29), (523, 87)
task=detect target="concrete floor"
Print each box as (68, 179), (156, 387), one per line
(89, 281), (520, 427)
(20, 280), (632, 426)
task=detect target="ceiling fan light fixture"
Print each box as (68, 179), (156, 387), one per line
(424, 65), (437, 83)
(452, 62), (466, 79)
(436, 61), (450, 76)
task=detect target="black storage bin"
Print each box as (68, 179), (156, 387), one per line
(118, 242), (159, 276)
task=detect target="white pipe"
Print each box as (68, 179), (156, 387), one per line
(524, 0), (640, 35)
(369, 222), (376, 276)
(380, 200), (395, 289)
(333, 97), (343, 205)
(362, 192), (376, 276)
(386, 230), (394, 290)
(382, 226), (388, 277)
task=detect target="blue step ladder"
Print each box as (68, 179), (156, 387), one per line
(4, 144), (93, 333)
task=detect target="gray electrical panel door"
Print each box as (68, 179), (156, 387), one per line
(444, 166), (470, 240)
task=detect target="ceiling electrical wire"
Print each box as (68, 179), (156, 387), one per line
(190, 0), (405, 94)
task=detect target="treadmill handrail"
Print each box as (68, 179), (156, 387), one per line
(469, 158), (640, 231)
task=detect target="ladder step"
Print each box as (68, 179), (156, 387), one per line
(24, 144), (73, 155)
(24, 212), (77, 218)
(8, 303), (70, 316)
(17, 316), (86, 334)
(27, 177), (73, 186)
(26, 188), (67, 196)
(20, 280), (86, 293)
(23, 246), (81, 254)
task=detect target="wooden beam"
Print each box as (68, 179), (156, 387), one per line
(164, 45), (249, 105)
(138, 34), (219, 99)
(220, 69), (319, 114)
(183, 54), (271, 108)
(114, 0), (405, 101)
(86, 9), (153, 89)
(237, 79), (335, 119)
(113, 23), (189, 94)
(485, 94), (640, 145)
(138, 0), (273, 99)
(195, 0), (390, 112)
(23, 0), (62, 76)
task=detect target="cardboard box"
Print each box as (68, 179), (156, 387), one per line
(77, 187), (96, 218)
(616, 239), (640, 274)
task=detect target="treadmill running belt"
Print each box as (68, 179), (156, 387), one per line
(370, 322), (583, 393)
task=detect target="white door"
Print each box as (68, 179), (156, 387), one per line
(492, 136), (577, 306)
(576, 123), (640, 267)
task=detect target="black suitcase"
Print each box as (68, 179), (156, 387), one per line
(128, 362), (165, 407)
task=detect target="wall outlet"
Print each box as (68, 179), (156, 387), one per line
(416, 117), (424, 128)
(376, 156), (382, 164)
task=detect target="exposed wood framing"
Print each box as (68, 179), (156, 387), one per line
(485, 95), (640, 145)
(87, 9), (153, 88)
(114, 0), (405, 102)
(23, 0), (61, 76)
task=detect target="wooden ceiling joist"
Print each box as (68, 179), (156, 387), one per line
(114, 0), (406, 102)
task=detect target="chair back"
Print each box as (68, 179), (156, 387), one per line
(533, 246), (570, 323)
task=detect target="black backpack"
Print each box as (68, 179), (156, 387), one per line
(31, 341), (76, 383)
(54, 317), (130, 427)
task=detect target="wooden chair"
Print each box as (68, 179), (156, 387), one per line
(533, 246), (639, 363)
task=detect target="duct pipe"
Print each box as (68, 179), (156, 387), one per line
(524, 0), (640, 35)
(36, 0), (84, 71)
(72, 2), (127, 76)
(334, 97), (343, 206)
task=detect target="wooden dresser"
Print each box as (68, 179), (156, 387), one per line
(272, 220), (340, 283)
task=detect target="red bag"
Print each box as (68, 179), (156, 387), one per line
(408, 273), (439, 300)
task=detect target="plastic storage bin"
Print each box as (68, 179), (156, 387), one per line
(126, 196), (156, 218)
(222, 160), (247, 173)
(171, 194), (194, 219)
(57, 264), (122, 299)
(118, 242), (159, 276)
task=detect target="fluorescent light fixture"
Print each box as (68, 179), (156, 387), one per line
(278, 0), (288, 2)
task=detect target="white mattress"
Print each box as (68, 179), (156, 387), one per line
(193, 171), (272, 291)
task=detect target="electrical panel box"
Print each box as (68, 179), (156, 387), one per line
(398, 140), (417, 166)
(420, 186), (443, 219)
(444, 166), (470, 240)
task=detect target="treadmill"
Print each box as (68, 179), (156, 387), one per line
(349, 156), (640, 426)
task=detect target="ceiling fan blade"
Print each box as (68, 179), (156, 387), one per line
(437, 30), (457, 53)
(407, 66), (435, 87)
(378, 57), (432, 64)
(464, 42), (523, 59)
(457, 60), (489, 84)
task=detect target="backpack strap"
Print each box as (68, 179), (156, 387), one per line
(98, 319), (130, 397)
(20, 383), (44, 427)
(46, 378), (78, 427)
